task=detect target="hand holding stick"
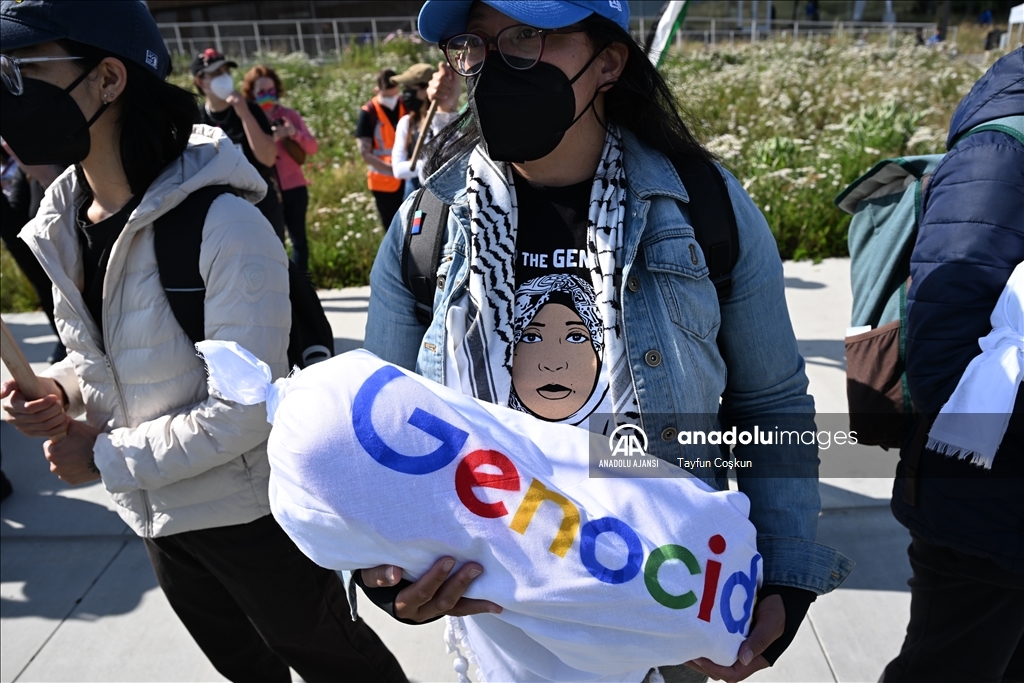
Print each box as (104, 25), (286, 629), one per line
(1, 318), (66, 440)
(410, 63), (461, 167)
(1, 319), (47, 399)
(409, 99), (438, 167)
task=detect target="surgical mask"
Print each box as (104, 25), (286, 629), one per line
(0, 69), (109, 166)
(208, 73), (235, 100)
(468, 50), (605, 163)
(378, 94), (400, 109)
(401, 88), (424, 112)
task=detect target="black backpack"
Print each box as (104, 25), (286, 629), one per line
(402, 154), (739, 325)
(154, 185), (334, 369)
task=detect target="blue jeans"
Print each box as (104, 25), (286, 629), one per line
(403, 177), (422, 200)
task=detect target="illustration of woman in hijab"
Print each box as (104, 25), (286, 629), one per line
(510, 274), (608, 423)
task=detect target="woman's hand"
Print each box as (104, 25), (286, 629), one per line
(428, 62), (461, 113)
(1, 378), (70, 437)
(360, 556), (503, 622)
(44, 419), (103, 485)
(683, 593), (785, 682)
(272, 118), (297, 141)
(225, 91), (248, 115)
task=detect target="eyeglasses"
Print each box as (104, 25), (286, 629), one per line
(1, 54), (84, 96)
(440, 24), (584, 76)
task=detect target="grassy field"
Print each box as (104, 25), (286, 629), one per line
(1, 29), (1010, 312)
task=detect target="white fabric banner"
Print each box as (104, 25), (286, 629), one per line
(926, 261), (1024, 468)
(1009, 3), (1024, 25)
(198, 344), (763, 682)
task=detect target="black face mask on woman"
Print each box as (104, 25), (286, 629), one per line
(0, 67), (109, 166)
(468, 48), (606, 163)
(401, 88), (424, 113)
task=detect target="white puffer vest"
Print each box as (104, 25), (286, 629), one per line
(20, 125), (292, 537)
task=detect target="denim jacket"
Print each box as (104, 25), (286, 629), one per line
(365, 129), (853, 595)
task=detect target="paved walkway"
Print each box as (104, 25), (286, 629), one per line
(1, 258), (907, 683)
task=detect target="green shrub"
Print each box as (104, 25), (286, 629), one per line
(1, 245), (40, 313)
(683, 38), (989, 260)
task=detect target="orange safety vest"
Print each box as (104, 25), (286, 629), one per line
(364, 98), (406, 193)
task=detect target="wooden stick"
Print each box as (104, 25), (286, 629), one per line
(1, 318), (47, 399)
(409, 99), (439, 167)
(1, 318), (66, 440)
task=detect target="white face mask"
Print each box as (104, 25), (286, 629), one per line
(378, 94), (400, 109)
(208, 73), (235, 100)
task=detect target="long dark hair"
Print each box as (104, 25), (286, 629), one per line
(60, 40), (199, 197)
(404, 88), (431, 152)
(424, 14), (713, 175)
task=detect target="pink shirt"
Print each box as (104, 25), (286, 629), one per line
(267, 105), (317, 191)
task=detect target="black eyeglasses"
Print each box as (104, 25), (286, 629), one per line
(440, 24), (584, 76)
(1, 54), (84, 96)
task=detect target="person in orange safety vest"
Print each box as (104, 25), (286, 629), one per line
(355, 68), (407, 230)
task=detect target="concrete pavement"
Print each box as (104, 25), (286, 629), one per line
(1, 258), (910, 683)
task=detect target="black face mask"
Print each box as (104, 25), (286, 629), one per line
(468, 49), (605, 163)
(401, 88), (424, 112)
(0, 67), (109, 166)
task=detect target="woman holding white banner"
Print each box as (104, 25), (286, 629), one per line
(353, 0), (855, 681)
(219, 1), (851, 682)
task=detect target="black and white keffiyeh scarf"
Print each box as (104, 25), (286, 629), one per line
(443, 127), (639, 429)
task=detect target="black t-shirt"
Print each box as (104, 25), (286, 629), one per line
(513, 171), (592, 285)
(354, 99), (402, 140)
(197, 101), (285, 237)
(198, 101), (275, 181)
(512, 171), (611, 425)
(77, 194), (143, 342)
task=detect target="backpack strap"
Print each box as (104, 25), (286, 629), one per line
(953, 114), (1024, 148)
(154, 185), (237, 344)
(402, 188), (450, 326)
(669, 155), (740, 301)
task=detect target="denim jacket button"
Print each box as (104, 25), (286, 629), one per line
(627, 276), (640, 293)
(661, 427), (677, 441)
(437, 275), (446, 290)
(645, 350), (662, 367)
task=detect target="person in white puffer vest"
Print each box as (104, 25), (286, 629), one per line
(0, 2), (405, 681)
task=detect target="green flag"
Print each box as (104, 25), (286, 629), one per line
(646, 0), (690, 68)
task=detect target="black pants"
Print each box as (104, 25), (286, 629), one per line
(282, 186), (310, 273)
(372, 188), (404, 231)
(145, 515), (407, 683)
(883, 534), (1024, 683)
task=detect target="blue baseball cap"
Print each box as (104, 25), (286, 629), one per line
(0, 0), (171, 77)
(417, 0), (630, 43)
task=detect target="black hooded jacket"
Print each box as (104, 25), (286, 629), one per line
(891, 48), (1024, 574)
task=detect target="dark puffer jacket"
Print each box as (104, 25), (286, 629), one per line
(891, 48), (1024, 574)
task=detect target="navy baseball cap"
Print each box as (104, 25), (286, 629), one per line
(417, 0), (630, 43)
(189, 47), (238, 76)
(0, 0), (171, 77)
